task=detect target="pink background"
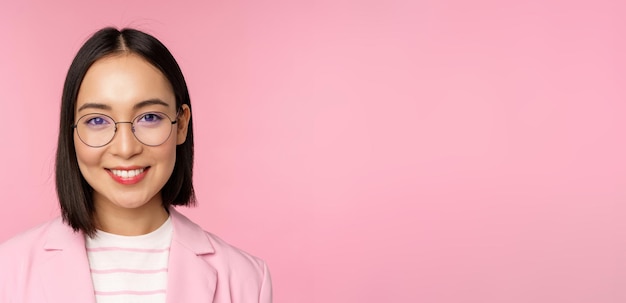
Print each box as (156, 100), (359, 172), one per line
(1, 0), (625, 302)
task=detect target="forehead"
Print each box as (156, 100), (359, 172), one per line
(76, 53), (176, 112)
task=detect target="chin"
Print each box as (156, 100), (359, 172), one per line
(109, 196), (155, 209)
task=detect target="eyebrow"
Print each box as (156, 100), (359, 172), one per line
(77, 103), (111, 112)
(133, 99), (171, 110)
(77, 98), (171, 112)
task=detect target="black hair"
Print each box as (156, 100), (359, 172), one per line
(56, 27), (195, 236)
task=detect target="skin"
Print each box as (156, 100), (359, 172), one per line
(74, 53), (191, 236)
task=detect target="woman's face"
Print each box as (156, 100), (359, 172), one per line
(74, 53), (190, 214)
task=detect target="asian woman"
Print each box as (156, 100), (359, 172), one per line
(0, 27), (272, 303)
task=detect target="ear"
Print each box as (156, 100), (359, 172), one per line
(175, 104), (191, 145)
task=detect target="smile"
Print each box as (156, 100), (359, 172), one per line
(106, 167), (150, 185)
(110, 168), (145, 178)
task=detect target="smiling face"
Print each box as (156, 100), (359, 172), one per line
(74, 53), (190, 220)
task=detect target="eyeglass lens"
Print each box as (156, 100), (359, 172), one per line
(74, 112), (175, 147)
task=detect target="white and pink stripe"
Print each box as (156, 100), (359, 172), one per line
(86, 217), (173, 303)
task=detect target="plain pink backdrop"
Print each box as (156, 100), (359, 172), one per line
(1, 0), (625, 302)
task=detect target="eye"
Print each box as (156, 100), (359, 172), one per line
(141, 113), (163, 122)
(83, 115), (112, 128)
(87, 117), (108, 125)
(136, 112), (166, 126)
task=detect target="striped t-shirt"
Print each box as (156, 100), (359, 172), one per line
(86, 217), (173, 303)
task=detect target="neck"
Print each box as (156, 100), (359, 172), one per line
(93, 198), (169, 236)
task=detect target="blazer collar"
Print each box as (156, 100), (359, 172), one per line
(41, 217), (97, 302)
(42, 207), (216, 254)
(167, 207), (218, 302)
(41, 208), (218, 303)
(169, 207), (215, 255)
(42, 217), (83, 250)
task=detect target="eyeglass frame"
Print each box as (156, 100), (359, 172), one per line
(72, 109), (181, 148)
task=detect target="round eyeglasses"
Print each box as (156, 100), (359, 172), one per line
(73, 111), (178, 147)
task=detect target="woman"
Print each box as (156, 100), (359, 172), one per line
(0, 27), (272, 303)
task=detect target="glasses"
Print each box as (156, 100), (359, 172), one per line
(73, 111), (178, 147)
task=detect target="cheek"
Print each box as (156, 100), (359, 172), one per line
(153, 141), (178, 182)
(160, 142), (178, 170)
(74, 135), (100, 170)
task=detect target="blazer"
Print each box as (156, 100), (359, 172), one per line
(0, 208), (272, 303)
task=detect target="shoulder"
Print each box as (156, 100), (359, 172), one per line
(203, 231), (268, 275)
(200, 230), (273, 302)
(0, 217), (61, 259)
(169, 208), (272, 300)
(170, 208), (268, 273)
(0, 217), (64, 294)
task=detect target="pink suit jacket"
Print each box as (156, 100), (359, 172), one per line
(0, 208), (272, 303)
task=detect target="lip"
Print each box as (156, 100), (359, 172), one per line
(106, 166), (150, 185)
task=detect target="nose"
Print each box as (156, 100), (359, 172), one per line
(108, 122), (143, 158)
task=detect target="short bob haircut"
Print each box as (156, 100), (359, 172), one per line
(56, 27), (196, 236)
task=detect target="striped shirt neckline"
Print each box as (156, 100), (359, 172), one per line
(86, 216), (173, 303)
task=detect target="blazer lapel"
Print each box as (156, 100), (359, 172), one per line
(41, 218), (96, 303)
(166, 208), (218, 303)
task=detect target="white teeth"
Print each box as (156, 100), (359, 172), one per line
(111, 168), (145, 178)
